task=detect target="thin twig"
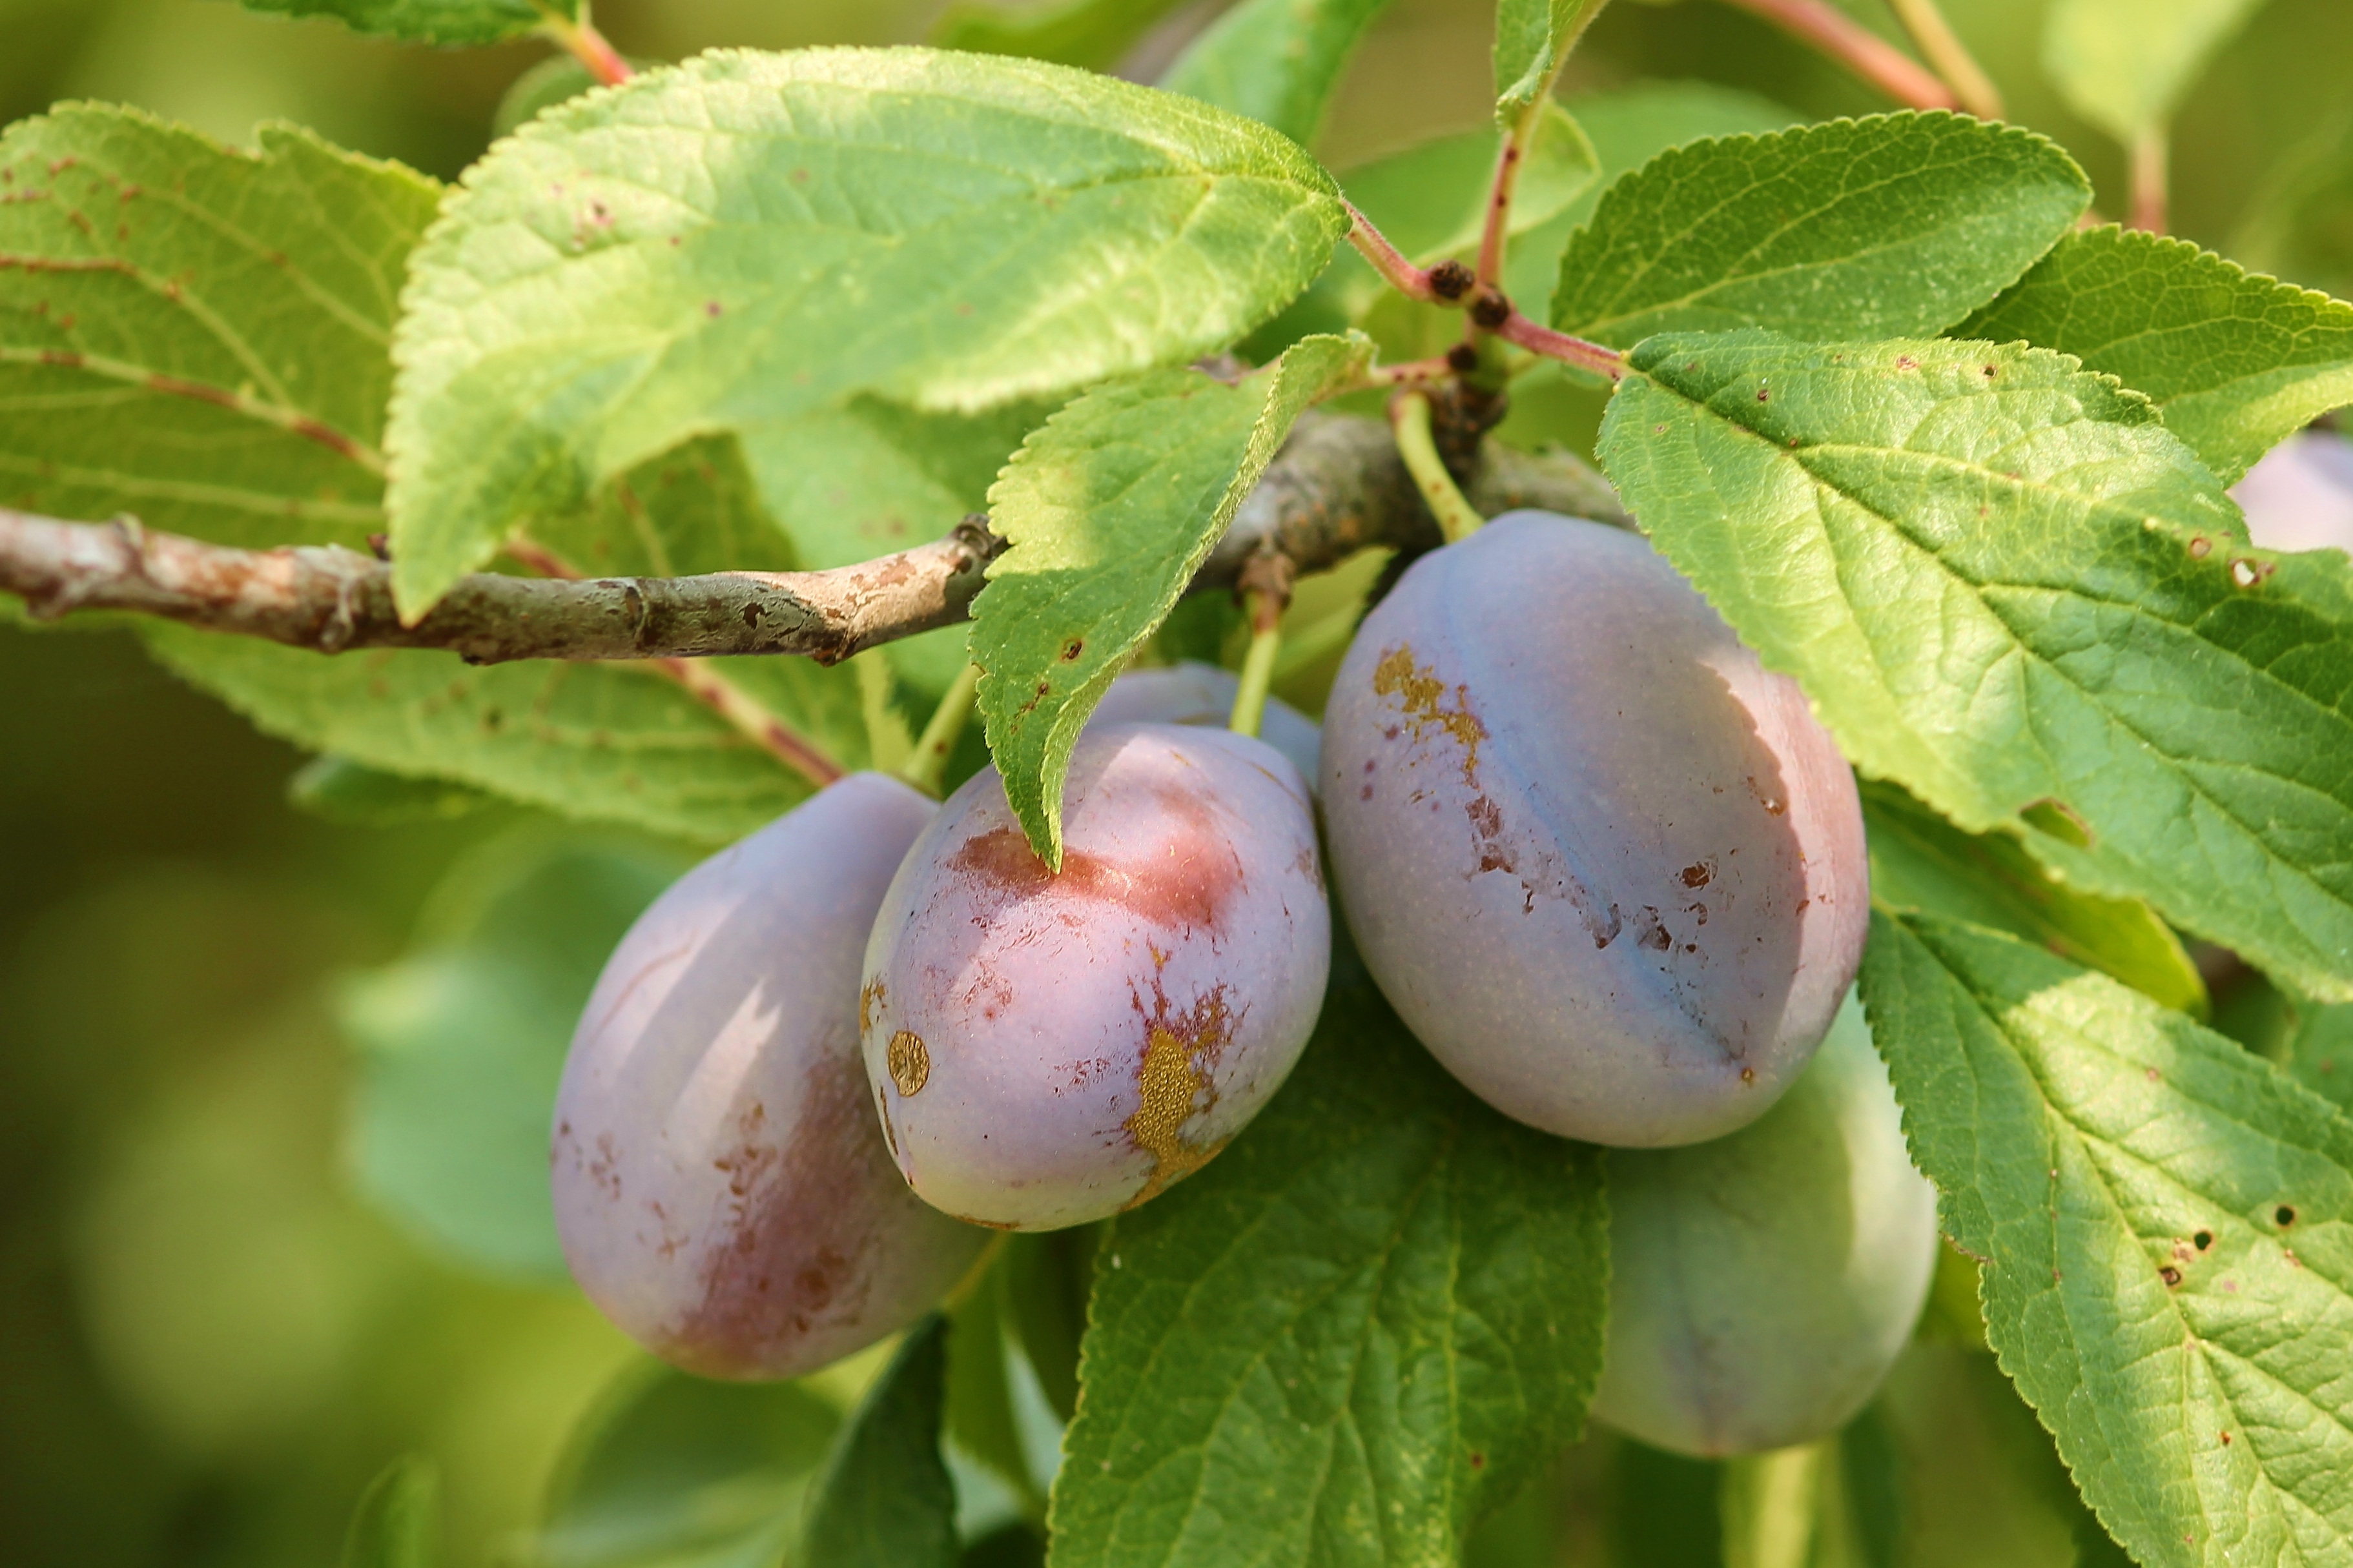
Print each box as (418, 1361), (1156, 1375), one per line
(1477, 0), (1613, 289)
(2130, 127), (2169, 234)
(1342, 201), (1474, 306)
(1882, 0), (2003, 119)
(1716, 0), (1957, 111)
(1494, 309), (1627, 383)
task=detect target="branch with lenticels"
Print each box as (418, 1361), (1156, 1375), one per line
(0, 413), (1627, 666)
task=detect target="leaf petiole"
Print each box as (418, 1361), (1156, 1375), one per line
(1342, 201), (1473, 307)
(535, 3), (635, 87)
(902, 662), (981, 798)
(1228, 554), (1293, 740)
(1478, 0), (1613, 289)
(1494, 310), (1625, 382)
(1715, 0), (1955, 112)
(1390, 391), (1485, 545)
(1882, 0), (2004, 120)
(2130, 125), (2169, 233)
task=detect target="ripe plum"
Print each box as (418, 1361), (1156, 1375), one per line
(1320, 511), (1867, 1146)
(551, 773), (987, 1380)
(1091, 660), (1322, 788)
(860, 722), (1328, 1231)
(1589, 993), (1938, 1456)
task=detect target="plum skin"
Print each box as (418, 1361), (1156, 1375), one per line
(1091, 659), (1322, 789)
(551, 772), (987, 1381)
(1320, 510), (1868, 1147)
(860, 722), (1330, 1232)
(1589, 992), (1939, 1458)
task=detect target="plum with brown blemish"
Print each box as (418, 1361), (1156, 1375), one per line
(1320, 511), (1867, 1146)
(551, 773), (987, 1380)
(1089, 659), (1322, 793)
(1590, 992), (1938, 1456)
(860, 722), (1329, 1231)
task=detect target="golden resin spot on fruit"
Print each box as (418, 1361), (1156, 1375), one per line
(1373, 644), (1486, 784)
(1121, 986), (1233, 1207)
(858, 977), (884, 1036)
(887, 1030), (930, 1096)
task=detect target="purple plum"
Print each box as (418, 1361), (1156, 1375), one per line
(1320, 511), (1867, 1146)
(1590, 993), (1938, 1456)
(1091, 660), (1323, 789)
(859, 722), (1329, 1231)
(552, 773), (986, 1380)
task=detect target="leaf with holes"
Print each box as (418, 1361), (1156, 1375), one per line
(1863, 778), (2207, 1017)
(974, 331), (1367, 866)
(1160, 0), (1397, 148)
(224, 0), (569, 47)
(1960, 227), (2353, 484)
(385, 47), (1348, 613)
(1552, 113), (2090, 348)
(1047, 958), (1608, 1568)
(1598, 330), (2353, 1004)
(2042, 0), (2273, 142)
(1859, 907), (2353, 1568)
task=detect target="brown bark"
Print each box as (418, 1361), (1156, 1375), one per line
(1, 414), (1625, 666)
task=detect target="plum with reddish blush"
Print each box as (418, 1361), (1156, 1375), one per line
(860, 722), (1328, 1231)
(552, 773), (987, 1380)
(1320, 511), (1867, 1147)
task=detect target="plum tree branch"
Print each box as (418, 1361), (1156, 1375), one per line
(0, 413), (1627, 665)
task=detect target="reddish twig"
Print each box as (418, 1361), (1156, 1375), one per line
(1343, 201), (1475, 305)
(1494, 309), (1626, 382)
(2130, 127), (2169, 234)
(538, 6), (635, 87)
(1882, 0), (2003, 119)
(1717, 0), (1956, 111)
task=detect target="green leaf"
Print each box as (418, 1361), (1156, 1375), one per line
(949, 1250), (1047, 1521)
(974, 332), (1367, 865)
(801, 1316), (961, 1568)
(2043, 0), (2273, 143)
(343, 1456), (438, 1568)
(339, 828), (686, 1283)
(1858, 906), (2353, 1568)
(221, 0), (566, 46)
(1492, 0), (1607, 127)
(1046, 958), (1608, 1568)
(1160, 0), (1397, 148)
(1862, 778), (2207, 1017)
(1958, 226), (2353, 485)
(1597, 331), (2353, 1004)
(2286, 999), (2353, 1114)
(1871, 1347), (2091, 1568)
(385, 46), (1348, 613)
(1551, 113), (2090, 348)
(1342, 103), (1598, 270)
(0, 105), (434, 549)
(927, 0), (1196, 71)
(149, 436), (874, 843)
(2230, 106), (2353, 309)
(537, 1361), (841, 1568)
(287, 755), (495, 825)
(1002, 1229), (1093, 1427)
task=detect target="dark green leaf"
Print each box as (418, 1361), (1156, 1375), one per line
(385, 47), (1348, 613)
(927, 0), (1195, 71)
(1598, 330), (2353, 1004)
(493, 56), (603, 139)
(339, 828), (685, 1281)
(2042, 0), (2272, 141)
(1046, 959), (1609, 1567)
(1003, 1229), (1093, 1425)
(1160, 0), (1397, 148)
(1860, 907), (2353, 1568)
(1862, 779), (2206, 1017)
(2230, 106), (2353, 308)
(343, 1456), (438, 1568)
(1870, 1347), (2088, 1568)
(974, 332), (1367, 864)
(288, 755), (495, 825)
(801, 1316), (960, 1568)
(1958, 227), (2353, 485)
(538, 1361), (840, 1568)
(949, 1252), (1046, 1520)
(1551, 113), (2089, 347)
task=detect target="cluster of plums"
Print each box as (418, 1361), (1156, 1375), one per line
(551, 511), (1937, 1459)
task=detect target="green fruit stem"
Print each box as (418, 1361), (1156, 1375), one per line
(1389, 390), (1485, 544)
(902, 662), (980, 797)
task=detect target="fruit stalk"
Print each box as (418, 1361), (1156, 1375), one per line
(1389, 391), (1485, 544)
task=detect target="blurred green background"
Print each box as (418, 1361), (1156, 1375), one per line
(3, 2), (2348, 1565)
